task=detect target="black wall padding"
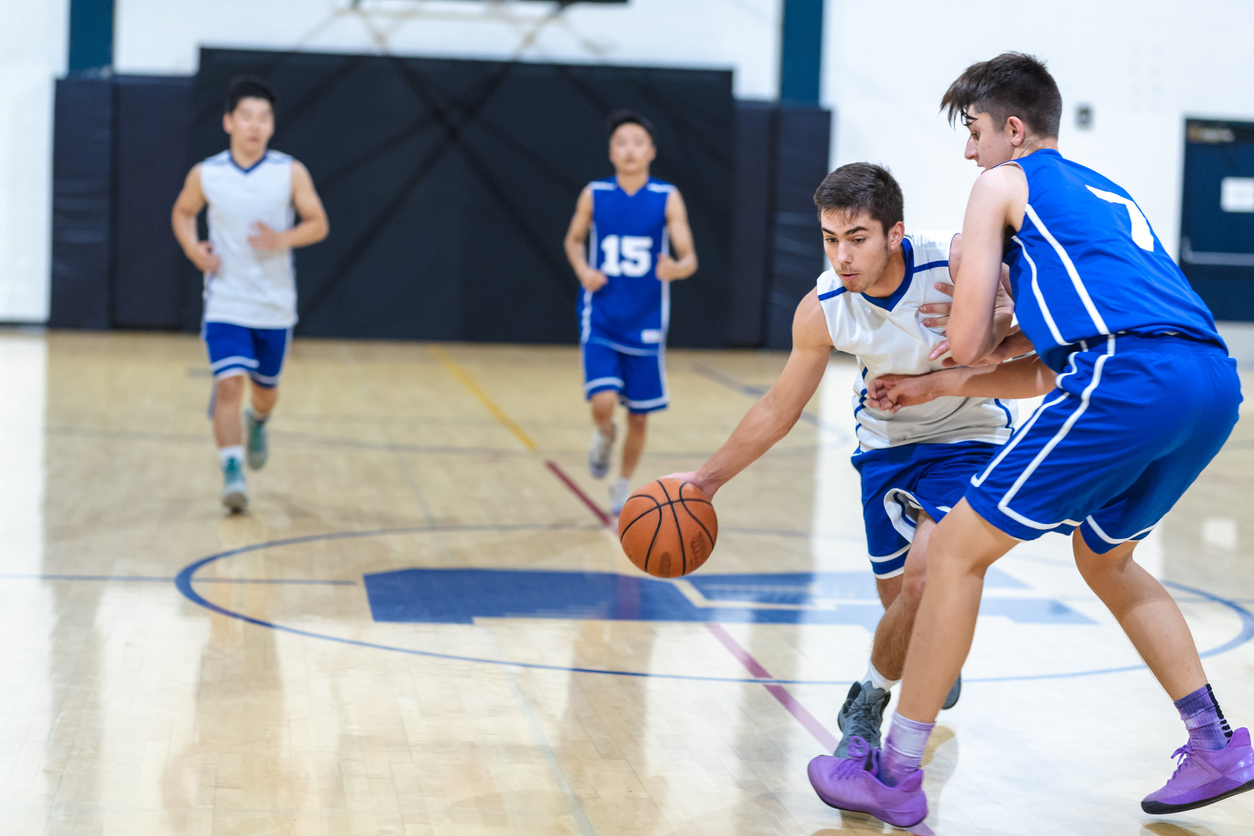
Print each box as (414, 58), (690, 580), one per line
(765, 106), (832, 349)
(727, 101), (775, 347)
(112, 76), (197, 329)
(190, 48), (735, 347)
(50, 78), (113, 329)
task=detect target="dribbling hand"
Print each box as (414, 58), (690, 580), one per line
(661, 471), (716, 498)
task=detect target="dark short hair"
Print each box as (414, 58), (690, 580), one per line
(813, 163), (904, 235)
(225, 76), (277, 115)
(940, 52), (1062, 139)
(606, 109), (657, 144)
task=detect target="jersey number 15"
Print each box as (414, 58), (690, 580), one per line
(601, 235), (653, 277)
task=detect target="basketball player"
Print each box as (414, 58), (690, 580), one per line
(564, 111), (698, 515)
(171, 77), (329, 512)
(808, 53), (1252, 827)
(667, 162), (1021, 756)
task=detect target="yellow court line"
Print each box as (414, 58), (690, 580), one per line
(431, 346), (538, 452)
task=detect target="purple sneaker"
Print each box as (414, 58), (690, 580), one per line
(808, 736), (927, 828)
(1142, 727), (1254, 814)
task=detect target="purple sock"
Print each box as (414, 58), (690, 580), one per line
(879, 713), (934, 786)
(1175, 684), (1233, 751)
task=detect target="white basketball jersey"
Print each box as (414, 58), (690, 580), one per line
(817, 231), (1016, 450)
(200, 150), (297, 329)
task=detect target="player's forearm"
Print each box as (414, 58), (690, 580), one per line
(670, 253), (698, 280)
(171, 211), (201, 258)
(565, 237), (590, 275)
(946, 355), (1054, 399)
(694, 392), (799, 494)
(282, 217), (328, 248)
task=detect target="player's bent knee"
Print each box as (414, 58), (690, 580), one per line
(215, 374), (246, 402)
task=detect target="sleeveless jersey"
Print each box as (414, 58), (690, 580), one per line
(1002, 149), (1225, 372)
(817, 231), (1016, 451)
(577, 177), (673, 354)
(200, 150), (297, 329)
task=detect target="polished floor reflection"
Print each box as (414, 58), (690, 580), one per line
(2, 328), (1252, 835)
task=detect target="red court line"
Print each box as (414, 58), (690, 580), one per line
(705, 622), (839, 752)
(545, 460), (612, 527)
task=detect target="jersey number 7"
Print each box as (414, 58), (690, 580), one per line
(601, 235), (654, 277)
(1086, 186), (1154, 252)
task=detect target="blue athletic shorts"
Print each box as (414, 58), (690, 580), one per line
(966, 334), (1241, 553)
(581, 340), (669, 413)
(854, 440), (1001, 578)
(203, 321), (292, 389)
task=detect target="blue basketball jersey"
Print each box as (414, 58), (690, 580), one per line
(1002, 149), (1225, 372)
(577, 177), (673, 354)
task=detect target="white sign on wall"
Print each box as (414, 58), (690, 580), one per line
(1220, 177), (1254, 213)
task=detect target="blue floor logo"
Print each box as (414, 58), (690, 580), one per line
(363, 567), (1093, 629)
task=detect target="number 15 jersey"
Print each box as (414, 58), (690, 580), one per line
(1002, 149), (1225, 373)
(578, 177), (673, 355)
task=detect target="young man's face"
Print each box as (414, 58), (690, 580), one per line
(609, 123), (656, 176)
(223, 97), (275, 154)
(821, 209), (904, 294)
(962, 110), (1017, 170)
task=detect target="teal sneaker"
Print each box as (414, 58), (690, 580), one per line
(222, 458), (248, 513)
(245, 408), (269, 470)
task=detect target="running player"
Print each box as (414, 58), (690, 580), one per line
(563, 111), (698, 515)
(809, 53), (1251, 828)
(171, 77), (329, 512)
(666, 162), (1020, 755)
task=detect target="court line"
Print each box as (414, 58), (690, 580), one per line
(431, 346), (538, 451)
(705, 623), (838, 752)
(545, 460), (612, 527)
(0, 573), (356, 585)
(171, 526), (1254, 685)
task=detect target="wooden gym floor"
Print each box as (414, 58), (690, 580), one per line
(1, 328), (1252, 835)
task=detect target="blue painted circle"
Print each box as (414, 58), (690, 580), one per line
(174, 524), (1254, 685)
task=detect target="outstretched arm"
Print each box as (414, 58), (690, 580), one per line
(865, 354), (1054, 413)
(249, 161), (329, 251)
(657, 189), (698, 281)
(668, 290), (831, 497)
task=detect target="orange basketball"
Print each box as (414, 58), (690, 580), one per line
(617, 478), (718, 578)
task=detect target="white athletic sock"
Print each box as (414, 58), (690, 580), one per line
(219, 445), (244, 469)
(865, 661), (900, 692)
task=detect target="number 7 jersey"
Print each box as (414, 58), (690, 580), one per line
(578, 177), (674, 354)
(1002, 149), (1225, 373)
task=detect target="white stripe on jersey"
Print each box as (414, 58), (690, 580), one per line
(816, 230), (1016, 450)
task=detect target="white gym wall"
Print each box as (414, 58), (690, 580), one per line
(822, 0), (1254, 257)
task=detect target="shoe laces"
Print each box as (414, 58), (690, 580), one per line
(844, 688), (888, 737)
(1168, 743), (1196, 780)
(832, 736), (877, 778)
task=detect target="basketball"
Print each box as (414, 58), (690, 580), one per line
(617, 478), (718, 578)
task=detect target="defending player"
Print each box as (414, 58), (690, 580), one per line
(172, 77), (329, 512)
(667, 162), (1019, 755)
(564, 111), (698, 515)
(809, 53), (1251, 828)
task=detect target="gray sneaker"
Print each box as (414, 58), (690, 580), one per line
(244, 408), (269, 470)
(221, 458), (249, 513)
(610, 478), (631, 516)
(943, 674), (962, 710)
(588, 425), (615, 479)
(835, 680), (891, 757)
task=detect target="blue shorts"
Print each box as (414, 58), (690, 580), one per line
(967, 334), (1241, 553)
(854, 440), (1001, 578)
(203, 322), (292, 389)
(581, 340), (668, 413)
